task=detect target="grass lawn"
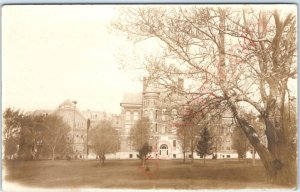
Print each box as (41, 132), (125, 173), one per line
(2, 159), (294, 189)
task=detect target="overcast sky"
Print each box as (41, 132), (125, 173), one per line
(3, 5), (143, 114)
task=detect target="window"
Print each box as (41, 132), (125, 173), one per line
(173, 140), (176, 148)
(162, 126), (165, 134)
(171, 109), (177, 118)
(155, 110), (158, 120)
(144, 110), (148, 117)
(155, 124), (158, 133)
(149, 110), (153, 120)
(162, 109), (166, 121)
(133, 111), (139, 121)
(173, 154), (176, 158)
(125, 111), (131, 121)
(189, 154), (192, 158)
(129, 154), (133, 158)
(160, 144), (168, 149)
(125, 125), (131, 134)
(226, 155), (231, 158)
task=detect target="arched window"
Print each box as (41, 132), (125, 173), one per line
(171, 109), (177, 117)
(160, 144), (168, 149)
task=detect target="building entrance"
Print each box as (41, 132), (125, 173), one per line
(159, 144), (169, 156)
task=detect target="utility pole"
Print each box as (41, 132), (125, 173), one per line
(72, 100), (77, 159)
(87, 118), (90, 159)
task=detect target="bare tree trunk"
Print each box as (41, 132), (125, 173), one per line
(190, 139), (194, 165)
(252, 149), (256, 166)
(203, 155), (206, 166)
(52, 148), (55, 160)
(183, 151), (186, 163)
(231, 103), (295, 184)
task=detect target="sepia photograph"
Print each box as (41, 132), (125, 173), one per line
(2, 4), (297, 191)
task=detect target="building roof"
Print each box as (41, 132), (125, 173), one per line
(59, 99), (76, 109)
(121, 93), (142, 105)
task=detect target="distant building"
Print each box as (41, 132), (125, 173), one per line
(33, 99), (118, 160)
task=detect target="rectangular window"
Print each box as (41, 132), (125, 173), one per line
(162, 109), (166, 121)
(227, 155), (231, 158)
(155, 124), (158, 133)
(125, 125), (131, 134)
(133, 111), (139, 121)
(173, 140), (176, 148)
(125, 111), (131, 121)
(173, 154), (176, 158)
(129, 154), (133, 158)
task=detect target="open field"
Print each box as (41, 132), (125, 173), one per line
(3, 159), (294, 189)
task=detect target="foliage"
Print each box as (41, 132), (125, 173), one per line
(196, 127), (213, 165)
(42, 115), (71, 160)
(89, 120), (120, 166)
(232, 126), (250, 160)
(128, 117), (151, 166)
(3, 108), (71, 160)
(137, 142), (152, 167)
(128, 117), (150, 151)
(3, 108), (22, 159)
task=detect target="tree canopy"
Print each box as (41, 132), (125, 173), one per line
(89, 120), (120, 166)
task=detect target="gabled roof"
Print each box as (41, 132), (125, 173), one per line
(121, 93), (142, 105)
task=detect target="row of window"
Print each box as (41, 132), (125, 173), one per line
(124, 108), (179, 122)
(125, 111), (139, 121)
(144, 109), (178, 120)
(128, 153), (232, 159)
(65, 119), (85, 128)
(143, 99), (158, 107)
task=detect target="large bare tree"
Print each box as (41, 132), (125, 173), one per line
(113, 5), (297, 184)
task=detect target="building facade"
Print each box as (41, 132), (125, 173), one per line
(118, 77), (241, 160)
